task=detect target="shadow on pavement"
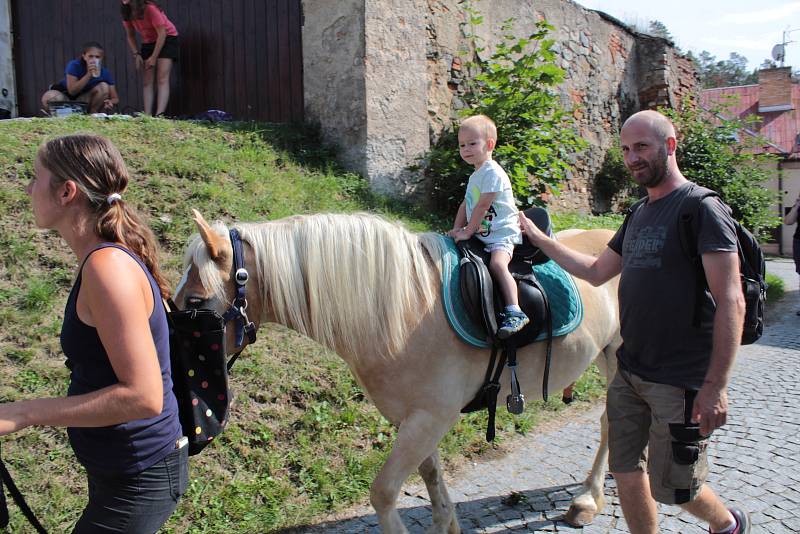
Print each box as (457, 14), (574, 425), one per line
(276, 480), (607, 533)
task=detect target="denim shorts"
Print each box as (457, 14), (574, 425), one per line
(72, 441), (189, 534)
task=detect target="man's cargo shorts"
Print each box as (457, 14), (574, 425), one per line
(607, 366), (710, 505)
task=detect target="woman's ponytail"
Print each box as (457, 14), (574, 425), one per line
(38, 134), (171, 298)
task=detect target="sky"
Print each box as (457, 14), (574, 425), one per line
(574, 0), (800, 72)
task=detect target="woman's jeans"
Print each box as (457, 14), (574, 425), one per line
(73, 443), (189, 533)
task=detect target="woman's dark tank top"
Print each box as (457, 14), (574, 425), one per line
(60, 243), (181, 476)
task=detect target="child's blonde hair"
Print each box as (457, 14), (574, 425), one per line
(460, 114), (497, 142)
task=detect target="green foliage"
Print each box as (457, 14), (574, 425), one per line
(765, 272), (785, 302)
(647, 20), (674, 42)
(593, 146), (642, 210)
(662, 104), (780, 238)
(426, 13), (586, 216)
(686, 50), (758, 89)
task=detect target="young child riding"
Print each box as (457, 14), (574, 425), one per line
(448, 114), (530, 339)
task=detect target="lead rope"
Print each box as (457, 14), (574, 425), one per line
(0, 444), (48, 533)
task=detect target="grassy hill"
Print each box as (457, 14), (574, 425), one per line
(0, 116), (608, 532)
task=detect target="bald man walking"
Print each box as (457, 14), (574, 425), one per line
(520, 110), (750, 533)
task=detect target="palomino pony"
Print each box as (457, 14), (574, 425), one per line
(175, 210), (621, 534)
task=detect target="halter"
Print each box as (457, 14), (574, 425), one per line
(221, 228), (257, 349)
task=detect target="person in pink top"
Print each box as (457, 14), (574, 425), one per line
(121, 0), (179, 116)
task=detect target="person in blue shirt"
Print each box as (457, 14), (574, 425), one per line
(41, 42), (119, 115)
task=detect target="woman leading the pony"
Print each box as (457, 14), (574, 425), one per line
(0, 134), (187, 533)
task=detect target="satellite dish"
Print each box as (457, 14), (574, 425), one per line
(772, 43), (786, 62)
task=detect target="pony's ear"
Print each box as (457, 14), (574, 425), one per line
(192, 209), (227, 262)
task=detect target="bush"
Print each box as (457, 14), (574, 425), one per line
(593, 146), (643, 211)
(426, 14), (585, 218)
(662, 104), (781, 239)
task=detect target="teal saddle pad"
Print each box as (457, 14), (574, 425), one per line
(437, 234), (583, 348)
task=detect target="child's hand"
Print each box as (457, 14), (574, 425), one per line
(450, 228), (473, 242)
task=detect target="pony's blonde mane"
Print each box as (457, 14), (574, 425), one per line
(185, 213), (446, 359)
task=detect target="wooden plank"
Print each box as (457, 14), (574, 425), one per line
(254, 0), (268, 121)
(232, 0), (246, 118)
(288, 0), (303, 121)
(245, 0), (258, 120)
(267, 0), (281, 122)
(277, 0), (290, 122)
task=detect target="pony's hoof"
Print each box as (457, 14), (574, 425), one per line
(564, 504), (596, 527)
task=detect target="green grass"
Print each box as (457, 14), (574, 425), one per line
(0, 116), (612, 533)
(765, 272), (786, 302)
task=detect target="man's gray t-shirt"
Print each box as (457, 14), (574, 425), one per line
(608, 182), (738, 388)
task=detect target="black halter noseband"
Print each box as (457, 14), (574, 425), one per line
(221, 228), (257, 351)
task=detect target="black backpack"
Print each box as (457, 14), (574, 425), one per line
(624, 184), (766, 345)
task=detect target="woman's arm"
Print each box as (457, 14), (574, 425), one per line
(66, 71), (91, 97)
(0, 249), (164, 435)
(145, 26), (168, 69)
(124, 25), (143, 70)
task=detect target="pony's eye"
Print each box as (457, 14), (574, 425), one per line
(186, 297), (206, 309)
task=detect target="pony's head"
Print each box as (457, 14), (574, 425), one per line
(174, 209), (262, 354)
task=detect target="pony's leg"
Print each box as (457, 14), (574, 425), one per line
(565, 405), (609, 526)
(418, 451), (460, 534)
(371, 411), (455, 534)
(565, 348), (617, 527)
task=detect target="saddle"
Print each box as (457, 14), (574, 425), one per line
(457, 207), (554, 441)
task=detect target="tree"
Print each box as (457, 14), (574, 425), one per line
(425, 14), (585, 215)
(647, 20), (673, 42)
(690, 50), (758, 88)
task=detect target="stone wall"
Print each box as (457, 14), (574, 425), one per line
(425, 0), (696, 212)
(302, 0), (697, 211)
(0, 0), (16, 118)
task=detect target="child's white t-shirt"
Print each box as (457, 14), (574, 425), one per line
(464, 160), (522, 246)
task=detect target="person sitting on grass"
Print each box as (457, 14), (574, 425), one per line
(41, 41), (119, 115)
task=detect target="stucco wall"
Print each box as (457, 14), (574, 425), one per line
(0, 0), (16, 118)
(302, 0), (368, 176)
(364, 0), (430, 195)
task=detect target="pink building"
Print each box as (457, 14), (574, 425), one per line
(701, 68), (800, 255)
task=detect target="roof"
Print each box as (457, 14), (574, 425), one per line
(700, 83), (800, 158)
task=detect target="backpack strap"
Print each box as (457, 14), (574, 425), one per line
(622, 196), (648, 235)
(677, 184), (720, 328)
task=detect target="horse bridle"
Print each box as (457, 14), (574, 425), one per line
(221, 228), (257, 350)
